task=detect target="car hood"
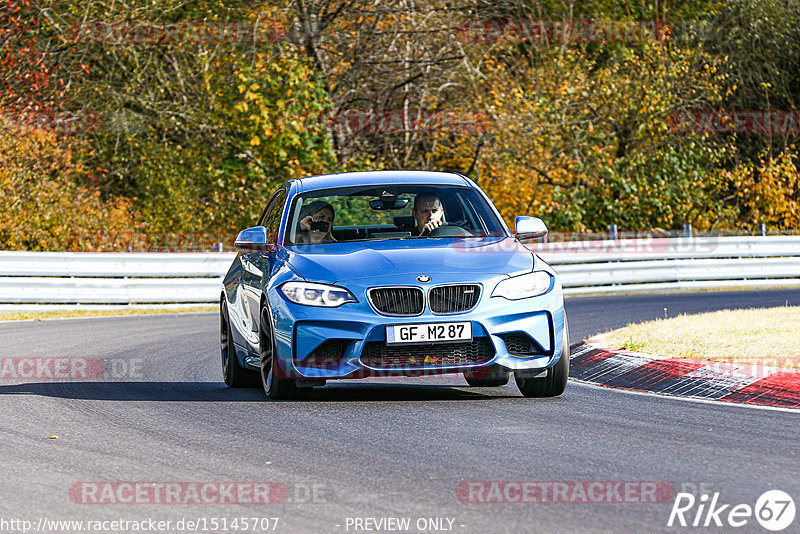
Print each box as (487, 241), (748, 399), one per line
(284, 237), (535, 284)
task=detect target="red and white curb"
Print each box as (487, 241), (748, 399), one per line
(570, 336), (800, 409)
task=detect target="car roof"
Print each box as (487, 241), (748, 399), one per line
(293, 170), (470, 193)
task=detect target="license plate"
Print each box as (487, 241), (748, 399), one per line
(386, 322), (472, 345)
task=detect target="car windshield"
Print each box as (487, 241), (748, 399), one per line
(284, 185), (506, 245)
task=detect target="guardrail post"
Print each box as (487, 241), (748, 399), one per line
(608, 224), (618, 240)
(759, 224), (767, 236)
(683, 223), (693, 238)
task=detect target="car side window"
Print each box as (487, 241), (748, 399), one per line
(263, 189), (286, 244)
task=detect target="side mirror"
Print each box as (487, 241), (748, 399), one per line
(234, 226), (270, 251)
(515, 216), (548, 240)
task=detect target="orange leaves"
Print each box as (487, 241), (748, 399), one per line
(713, 150), (800, 229)
(0, 126), (138, 251)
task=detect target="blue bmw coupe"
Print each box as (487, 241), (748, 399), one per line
(220, 170), (568, 399)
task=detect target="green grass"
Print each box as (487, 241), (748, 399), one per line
(0, 306), (217, 321)
(601, 306), (800, 369)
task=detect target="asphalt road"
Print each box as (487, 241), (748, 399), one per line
(0, 289), (798, 534)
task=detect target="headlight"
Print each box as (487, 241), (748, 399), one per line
(280, 282), (358, 307)
(492, 271), (553, 300)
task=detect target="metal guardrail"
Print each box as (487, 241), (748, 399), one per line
(0, 252), (234, 305)
(0, 236), (798, 304)
(535, 236), (800, 294)
(0, 251), (232, 277)
(535, 236), (800, 264)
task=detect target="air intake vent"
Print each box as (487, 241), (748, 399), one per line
(429, 284), (481, 314)
(499, 332), (543, 356)
(368, 287), (424, 316)
(360, 338), (494, 369)
(296, 340), (349, 368)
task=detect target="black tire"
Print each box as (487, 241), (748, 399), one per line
(220, 299), (260, 388)
(464, 366), (510, 387)
(259, 306), (311, 400)
(516, 320), (569, 398)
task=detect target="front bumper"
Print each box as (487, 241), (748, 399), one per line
(266, 272), (566, 379)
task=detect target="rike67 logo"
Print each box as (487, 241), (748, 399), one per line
(668, 490), (795, 531)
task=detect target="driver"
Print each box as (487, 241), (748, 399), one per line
(412, 194), (444, 236)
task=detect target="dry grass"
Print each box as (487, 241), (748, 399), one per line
(0, 305), (217, 321)
(601, 306), (800, 369)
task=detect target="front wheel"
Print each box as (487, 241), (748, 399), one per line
(516, 320), (569, 398)
(259, 306), (311, 400)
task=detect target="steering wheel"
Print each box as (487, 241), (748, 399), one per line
(428, 224), (472, 237)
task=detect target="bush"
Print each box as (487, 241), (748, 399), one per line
(0, 127), (138, 251)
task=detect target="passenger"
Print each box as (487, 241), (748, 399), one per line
(297, 201), (336, 244)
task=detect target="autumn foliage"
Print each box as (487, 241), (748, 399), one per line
(1, 0), (799, 251)
(0, 129), (137, 250)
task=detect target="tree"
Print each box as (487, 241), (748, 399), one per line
(0, 128), (137, 251)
